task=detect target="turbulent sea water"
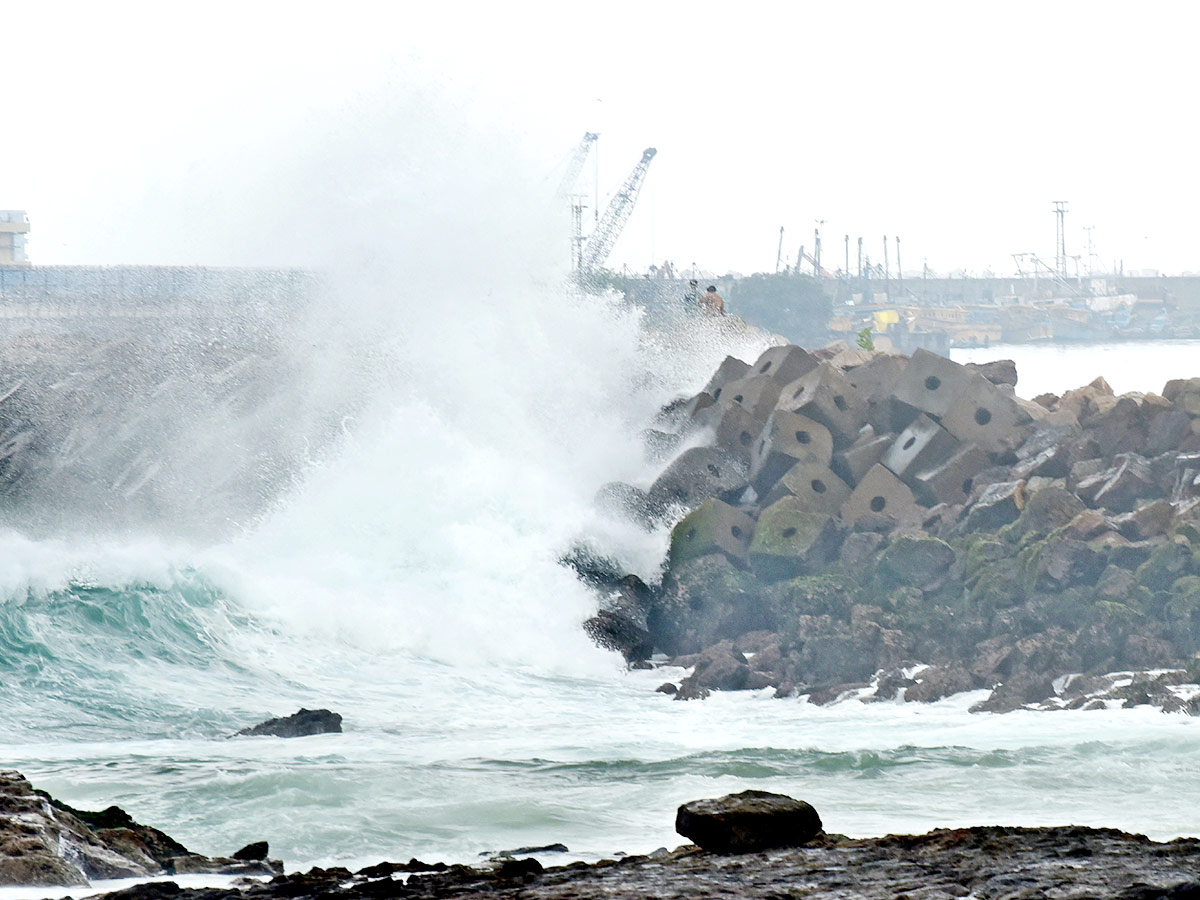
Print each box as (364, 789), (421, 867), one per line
(3, 266), (1200, 878)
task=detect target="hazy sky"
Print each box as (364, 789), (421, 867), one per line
(4, 1), (1199, 277)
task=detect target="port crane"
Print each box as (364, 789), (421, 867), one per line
(578, 147), (657, 273)
(555, 132), (599, 201)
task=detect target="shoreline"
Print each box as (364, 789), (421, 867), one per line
(35, 825), (1200, 900)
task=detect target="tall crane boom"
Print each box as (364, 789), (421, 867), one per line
(556, 132), (599, 200)
(580, 147), (656, 272)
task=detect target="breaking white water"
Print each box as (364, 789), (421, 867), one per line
(2, 85), (1200, 884)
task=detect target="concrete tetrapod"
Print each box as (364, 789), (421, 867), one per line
(747, 496), (841, 581)
(748, 410), (834, 496)
(776, 362), (868, 448)
(668, 497), (756, 569)
(841, 463), (919, 527)
(892, 348), (975, 419)
(748, 344), (819, 385)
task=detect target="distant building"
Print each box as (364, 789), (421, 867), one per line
(0, 211), (30, 264)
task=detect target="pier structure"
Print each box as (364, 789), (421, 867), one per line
(0, 265), (318, 345)
(0, 211), (30, 265)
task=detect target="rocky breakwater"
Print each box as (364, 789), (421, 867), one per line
(0, 770), (280, 887)
(584, 343), (1200, 712)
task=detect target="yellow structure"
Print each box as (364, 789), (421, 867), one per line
(873, 309), (899, 331)
(0, 211), (30, 264)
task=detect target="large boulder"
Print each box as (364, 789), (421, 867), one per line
(675, 790), (822, 853)
(876, 535), (955, 591)
(674, 641), (754, 700)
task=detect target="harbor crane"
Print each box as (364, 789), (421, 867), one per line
(579, 147), (657, 273)
(556, 132), (599, 201)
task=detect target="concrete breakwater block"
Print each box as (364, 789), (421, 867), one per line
(669, 497), (756, 569)
(777, 362), (867, 447)
(759, 460), (851, 513)
(747, 498), (841, 581)
(748, 344), (819, 384)
(910, 442), (991, 507)
(702, 355), (752, 399)
(841, 463), (918, 526)
(881, 414), (961, 485)
(647, 446), (749, 515)
(892, 347), (974, 419)
(693, 399), (763, 465)
(940, 372), (1033, 452)
(676, 790), (823, 853)
(749, 410), (834, 495)
(719, 373), (783, 423)
(832, 431), (893, 488)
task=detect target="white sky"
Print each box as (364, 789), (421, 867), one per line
(4, 1), (1199, 277)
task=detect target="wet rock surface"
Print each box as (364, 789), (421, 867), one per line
(234, 708), (343, 738)
(77, 826), (1200, 900)
(584, 343), (1200, 712)
(675, 790), (822, 852)
(0, 770), (280, 887)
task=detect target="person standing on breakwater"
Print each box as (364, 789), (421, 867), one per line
(700, 284), (725, 316)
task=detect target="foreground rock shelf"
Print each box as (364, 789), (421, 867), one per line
(7, 775), (1196, 900)
(69, 825), (1200, 900)
(582, 343), (1200, 712)
(0, 771), (279, 887)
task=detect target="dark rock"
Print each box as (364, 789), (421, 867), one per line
(675, 790), (822, 853)
(496, 857), (544, 879)
(905, 664), (976, 702)
(1003, 486), (1086, 544)
(232, 842), (268, 861)
(965, 358), (1018, 387)
(559, 545), (627, 588)
(970, 673), (1058, 713)
(1031, 537), (1105, 590)
(876, 535), (955, 591)
(584, 574), (655, 662)
(655, 682), (677, 695)
(962, 480), (1025, 532)
(650, 554), (767, 655)
(1146, 409), (1193, 455)
(1107, 538), (1160, 571)
(235, 708), (342, 738)
(1, 771), (281, 887)
(676, 641), (751, 699)
(1064, 509), (1116, 541)
(1092, 396), (1149, 457)
(1085, 454), (1159, 513)
(839, 531), (887, 571)
(1113, 501), (1175, 542)
(495, 843), (569, 857)
(871, 666), (917, 700)
(1136, 541), (1194, 592)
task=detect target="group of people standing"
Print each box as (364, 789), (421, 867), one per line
(685, 279), (724, 316)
